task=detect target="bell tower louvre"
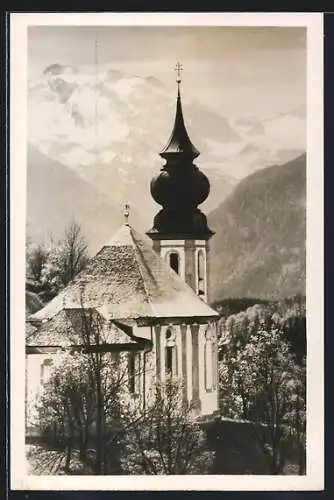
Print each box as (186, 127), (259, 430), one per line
(147, 63), (215, 303)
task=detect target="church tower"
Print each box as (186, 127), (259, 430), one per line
(147, 63), (214, 303)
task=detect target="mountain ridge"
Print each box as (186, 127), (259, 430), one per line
(27, 146), (146, 254)
(27, 65), (306, 301)
(208, 154), (306, 301)
(28, 64), (305, 194)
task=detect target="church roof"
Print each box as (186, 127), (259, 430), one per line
(29, 224), (218, 324)
(26, 308), (140, 347)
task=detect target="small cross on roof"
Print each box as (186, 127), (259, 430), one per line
(175, 62), (183, 83)
(124, 203), (130, 225)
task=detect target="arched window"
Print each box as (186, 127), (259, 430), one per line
(197, 250), (205, 298)
(165, 328), (177, 378)
(169, 252), (179, 275)
(40, 358), (53, 384)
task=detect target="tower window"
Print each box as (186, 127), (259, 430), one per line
(169, 252), (179, 275)
(197, 250), (205, 298)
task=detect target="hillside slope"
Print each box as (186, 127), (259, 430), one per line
(27, 146), (145, 254)
(208, 154), (306, 301)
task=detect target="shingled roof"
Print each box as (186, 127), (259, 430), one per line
(29, 224), (218, 324)
(27, 308), (142, 348)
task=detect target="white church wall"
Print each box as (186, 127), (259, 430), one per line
(26, 318), (218, 435)
(186, 324), (193, 403)
(177, 326), (183, 383)
(26, 351), (64, 427)
(133, 324), (151, 340)
(141, 342), (157, 409)
(159, 326), (165, 384)
(198, 324), (219, 416)
(150, 321), (219, 415)
(144, 345), (155, 384)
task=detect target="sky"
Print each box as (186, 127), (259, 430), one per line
(28, 26), (306, 118)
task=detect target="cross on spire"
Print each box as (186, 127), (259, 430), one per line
(175, 62), (183, 84)
(124, 203), (130, 225)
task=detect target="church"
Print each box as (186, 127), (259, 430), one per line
(26, 65), (219, 429)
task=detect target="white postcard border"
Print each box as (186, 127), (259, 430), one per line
(10, 11), (324, 491)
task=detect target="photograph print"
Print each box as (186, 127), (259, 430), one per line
(10, 12), (324, 491)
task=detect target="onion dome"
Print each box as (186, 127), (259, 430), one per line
(147, 64), (214, 240)
(150, 164), (210, 209)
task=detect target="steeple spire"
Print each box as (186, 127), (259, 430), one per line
(147, 64), (214, 241)
(160, 63), (200, 161)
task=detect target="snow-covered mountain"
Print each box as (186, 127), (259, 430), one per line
(27, 64), (306, 247)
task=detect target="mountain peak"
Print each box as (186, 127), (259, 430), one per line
(43, 63), (78, 76)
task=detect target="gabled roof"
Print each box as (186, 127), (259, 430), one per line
(27, 308), (140, 347)
(29, 224), (218, 323)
